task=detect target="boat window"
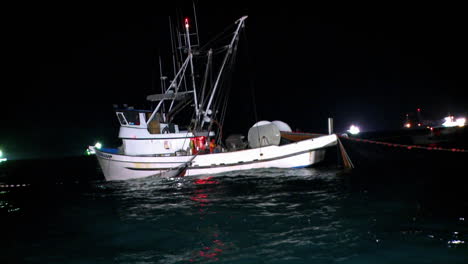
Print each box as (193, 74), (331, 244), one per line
(123, 111), (140, 126)
(117, 113), (127, 125)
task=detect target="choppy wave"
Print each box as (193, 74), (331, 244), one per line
(1, 164), (466, 263)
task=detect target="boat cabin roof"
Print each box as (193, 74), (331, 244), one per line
(114, 108), (152, 113)
(146, 91), (193, 102)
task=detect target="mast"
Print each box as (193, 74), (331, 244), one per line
(159, 56), (167, 121)
(146, 56), (191, 125)
(184, 18), (200, 121)
(175, 14), (188, 92)
(199, 48), (213, 111)
(146, 15), (248, 129)
(201, 16), (248, 127)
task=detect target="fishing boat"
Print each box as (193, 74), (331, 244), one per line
(89, 15), (337, 181)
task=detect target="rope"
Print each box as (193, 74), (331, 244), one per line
(337, 138), (354, 169)
(238, 30), (263, 153)
(242, 30), (258, 123)
(201, 23), (244, 147)
(339, 135), (468, 153)
(198, 23), (237, 53)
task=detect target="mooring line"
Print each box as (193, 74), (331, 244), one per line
(339, 135), (468, 153)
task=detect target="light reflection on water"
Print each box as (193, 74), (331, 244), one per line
(1, 167), (467, 263)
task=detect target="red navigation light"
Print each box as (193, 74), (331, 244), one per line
(417, 108), (421, 112)
(184, 17), (190, 29)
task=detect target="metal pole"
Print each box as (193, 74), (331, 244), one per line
(185, 18), (199, 119)
(201, 16), (248, 128)
(328, 117), (333, 135)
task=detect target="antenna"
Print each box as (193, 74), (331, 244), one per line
(168, 16), (177, 78)
(192, 1), (201, 45)
(159, 56), (167, 121)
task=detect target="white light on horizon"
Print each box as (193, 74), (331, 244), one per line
(442, 116), (466, 127)
(347, 125), (360, 135)
(456, 118), (466, 127)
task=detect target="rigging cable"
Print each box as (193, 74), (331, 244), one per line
(241, 30), (258, 123)
(198, 24), (236, 53)
(241, 27), (263, 153)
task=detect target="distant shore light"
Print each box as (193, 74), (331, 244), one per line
(442, 116), (465, 127)
(347, 125), (360, 135)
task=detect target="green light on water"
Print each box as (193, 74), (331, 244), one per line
(0, 150), (6, 162)
(85, 146), (96, 155)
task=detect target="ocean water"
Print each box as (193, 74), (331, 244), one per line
(1, 158), (466, 263)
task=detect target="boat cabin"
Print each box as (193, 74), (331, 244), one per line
(115, 108), (180, 135)
(114, 108), (214, 156)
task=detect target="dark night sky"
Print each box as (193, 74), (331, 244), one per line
(1, 2), (467, 159)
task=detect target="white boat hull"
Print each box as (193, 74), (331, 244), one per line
(93, 134), (337, 181)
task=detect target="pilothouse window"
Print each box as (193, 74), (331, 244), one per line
(117, 113), (127, 125)
(123, 111), (140, 125)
